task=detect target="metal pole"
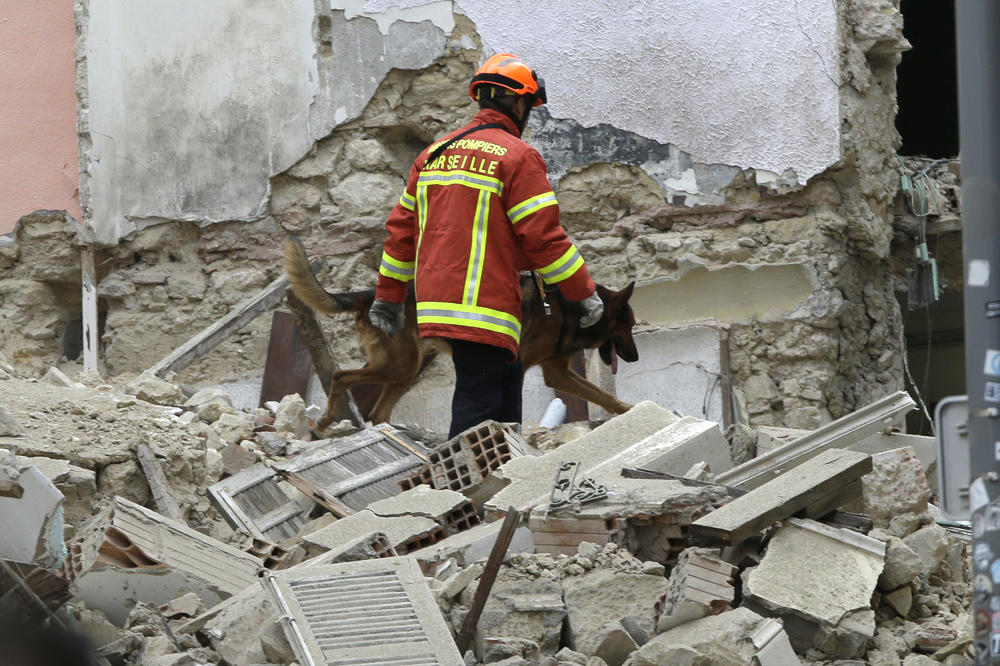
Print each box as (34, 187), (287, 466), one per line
(955, 2), (1000, 663)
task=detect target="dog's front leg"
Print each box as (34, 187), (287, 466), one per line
(539, 357), (632, 416)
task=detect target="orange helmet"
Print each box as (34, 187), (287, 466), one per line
(469, 53), (547, 107)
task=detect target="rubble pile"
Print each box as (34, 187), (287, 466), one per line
(0, 356), (973, 665)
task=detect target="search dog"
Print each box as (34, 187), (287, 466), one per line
(283, 236), (639, 429)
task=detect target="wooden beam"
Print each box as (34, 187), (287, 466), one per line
(284, 288), (363, 425)
(455, 509), (521, 655)
(146, 259), (323, 378)
(258, 311), (312, 406)
(689, 449), (871, 547)
(135, 444), (183, 521)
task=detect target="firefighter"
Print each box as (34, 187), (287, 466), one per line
(370, 52), (603, 438)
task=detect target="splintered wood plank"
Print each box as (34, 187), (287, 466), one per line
(136, 444), (183, 521)
(258, 311), (312, 407)
(690, 448), (871, 546)
(147, 259), (323, 378)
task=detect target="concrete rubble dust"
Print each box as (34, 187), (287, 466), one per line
(0, 352), (973, 666)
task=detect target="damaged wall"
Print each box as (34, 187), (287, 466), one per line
(0, 0), (911, 430)
(0, 0), (81, 234)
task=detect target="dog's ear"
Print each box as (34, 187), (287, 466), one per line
(620, 281), (635, 301)
(599, 339), (614, 365)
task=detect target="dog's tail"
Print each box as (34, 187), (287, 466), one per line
(283, 237), (373, 314)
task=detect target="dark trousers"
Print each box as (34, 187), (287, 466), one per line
(449, 339), (523, 438)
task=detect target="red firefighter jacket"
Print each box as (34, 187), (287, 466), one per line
(375, 108), (595, 357)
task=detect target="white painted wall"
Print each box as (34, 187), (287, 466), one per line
(84, 0), (320, 245)
(82, 0), (841, 243)
(369, 0), (842, 181)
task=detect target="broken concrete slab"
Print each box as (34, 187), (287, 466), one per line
(690, 448), (872, 546)
(563, 568), (670, 656)
(302, 508), (444, 556)
(200, 585), (276, 665)
(586, 416), (732, 483)
(485, 401), (680, 515)
(0, 453), (65, 568)
(41, 366), (77, 388)
(629, 607), (769, 666)
(261, 558), (463, 665)
(367, 485), (481, 534)
(742, 518), (885, 658)
(407, 520), (535, 568)
(749, 617), (802, 666)
(302, 533), (397, 570)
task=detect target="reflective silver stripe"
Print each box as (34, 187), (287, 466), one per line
(381, 258), (414, 279)
(417, 307), (521, 336)
(538, 247), (583, 282)
(417, 171), (502, 195)
(507, 191), (557, 223)
(399, 191), (416, 211)
(463, 190), (490, 305)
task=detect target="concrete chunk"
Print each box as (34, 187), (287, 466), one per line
(0, 453), (65, 569)
(593, 620), (640, 666)
(477, 577), (566, 658)
(846, 446), (930, 527)
(902, 524), (950, 579)
(563, 568), (669, 656)
(742, 518), (884, 658)
(0, 404), (25, 436)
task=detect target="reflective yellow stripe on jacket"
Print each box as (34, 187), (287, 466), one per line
(507, 191), (557, 224)
(379, 250), (415, 282)
(537, 245), (585, 285)
(417, 302), (521, 342)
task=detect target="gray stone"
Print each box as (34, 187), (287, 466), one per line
(184, 388), (236, 423)
(633, 607), (764, 665)
(563, 569), (668, 656)
(477, 577), (566, 658)
(212, 412), (255, 446)
(442, 563), (484, 599)
(902, 656), (939, 666)
(902, 524), (950, 579)
(41, 366), (76, 388)
(884, 586), (913, 618)
(259, 620), (295, 663)
(0, 405), (24, 436)
(593, 620), (639, 666)
(554, 647), (589, 664)
(848, 447), (930, 527)
(202, 587), (274, 665)
(273, 393), (310, 440)
(878, 536), (924, 591)
(124, 373), (185, 406)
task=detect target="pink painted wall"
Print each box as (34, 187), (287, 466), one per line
(0, 0), (81, 235)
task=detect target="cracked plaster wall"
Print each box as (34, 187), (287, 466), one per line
(0, 0), (911, 430)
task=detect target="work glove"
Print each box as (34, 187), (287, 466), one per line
(577, 291), (604, 328)
(369, 300), (405, 336)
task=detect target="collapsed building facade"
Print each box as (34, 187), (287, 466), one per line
(0, 0), (932, 434)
